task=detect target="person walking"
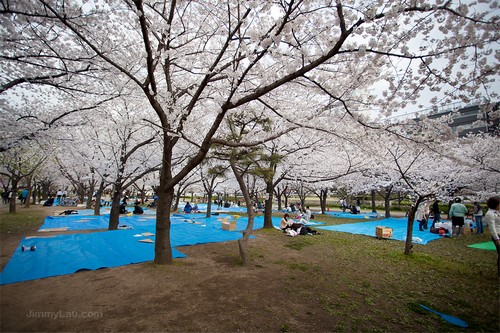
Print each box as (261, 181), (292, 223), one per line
(472, 202), (484, 234)
(448, 197), (468, 237)
(416, 201), (430, 231)
(19, 189), (29, 205)
(483, 197), (500, 277)
(2, 189), (10, 204)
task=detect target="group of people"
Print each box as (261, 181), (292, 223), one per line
(415, 197), (491, 238)
(1, 189), (28, 205)
(286, 203), (314, 220)
(214, 198), (237, 209)
(183, 202), (199, 213)
(119, 198), (144, 215)
(414, 196), (500, 278)
(340, 198), (361, 214)
(279, 212), (318, 236)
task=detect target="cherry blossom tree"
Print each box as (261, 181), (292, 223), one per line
(0, 145), (47, 213)
(2, 1), (497, 264)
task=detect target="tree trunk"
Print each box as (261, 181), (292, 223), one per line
(108, 186), (122, 230)
(231, 163), (255, 266)
(9, 183), (18, 213)
(205, 191), (213, 218)
(263, 180), (274, 228)
(283, 192), (289, 210)
(94, 180), (105, 216)
(383, 186), (393, 218)
(32, 183), (39, 205)
(173, 186), (182, 212)
(77, 185), (86, 206)
(384, 195), (391, 218)
(319, 189), (328, 214)
(24, 189), (31, 208)
(154, 186), (174, 265)
(237, 237), (249, 265)
(140, 184), (146, 203)
(86, 183), (95, 209)
(274, 187), (283, 211)
(404, 203), (419, 255)
(371, 189), (377, 213)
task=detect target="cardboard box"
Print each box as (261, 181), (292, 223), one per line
(376, 226), (393, 239)
(222, 221), (236, 231)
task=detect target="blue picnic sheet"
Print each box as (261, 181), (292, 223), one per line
(316, 217), (443, 244)
(324, 211), (383, 219)
(1, 223), (238, 285)
(39, 213), (326, 232)
(2, 214), (325, 285)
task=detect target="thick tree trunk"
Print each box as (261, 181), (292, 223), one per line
(108, 192), (122, 230)
(205, 191), (213, 218)
(263, 181), (274, 228)
(154, 187), (174, 265)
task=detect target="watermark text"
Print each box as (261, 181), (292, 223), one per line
(26, 309), (103, 320)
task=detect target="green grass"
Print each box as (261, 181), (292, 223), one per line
(0, 209), (46, 234)
(283, 237), (314, 250)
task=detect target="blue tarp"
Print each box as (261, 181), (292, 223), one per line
(324, 211), (382, 219)
(40, 215), (112, 230)
(1, 222), (243, 285)
(39, 213), (325, 232)
(316, 217), (443, 244)
(185, 203), (248, 213)
(2, 214), (325, 285)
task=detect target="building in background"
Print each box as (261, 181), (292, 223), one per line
(388, 99), (499, 137)
(426, 101), (499, 136)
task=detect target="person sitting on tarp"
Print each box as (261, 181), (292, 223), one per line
(184, 202), (192, 213)
(350, 205), (359, 214)
(133, 203), (144, 215)
(43, 197), (54, 206)
(119, 202), (128, 214)
(59, 210), (78, 215)
(280, 213), (319, 236)
(192, 203), (199, 213)
(433, 221), (452, 235)
(280, 213), (303, 232)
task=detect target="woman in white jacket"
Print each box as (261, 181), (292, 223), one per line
(484, 197), (500, 278)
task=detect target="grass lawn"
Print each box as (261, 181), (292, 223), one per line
(1, 205), (499, 332)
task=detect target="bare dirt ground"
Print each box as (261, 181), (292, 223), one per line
(1, 205), (499, 332)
